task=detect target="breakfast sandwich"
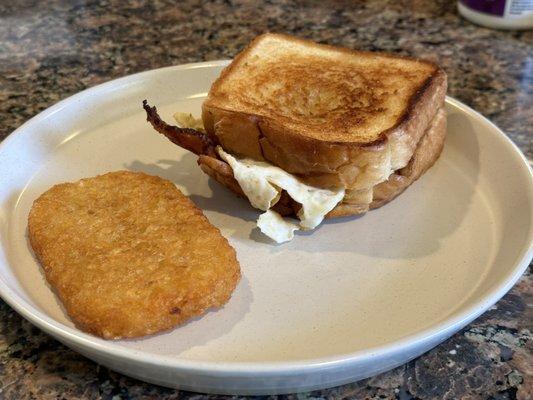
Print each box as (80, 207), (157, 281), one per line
(144, 33), (447, 242)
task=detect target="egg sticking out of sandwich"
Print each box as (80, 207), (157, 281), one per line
(143, 33), (447, 243)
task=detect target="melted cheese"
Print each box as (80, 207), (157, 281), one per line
(174, 112), (205, 132)
(218, 147), (345, 243)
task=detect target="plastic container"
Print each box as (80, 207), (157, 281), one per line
(458, 0), (533, 30)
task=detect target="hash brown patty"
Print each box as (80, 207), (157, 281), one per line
(28, 171), (240, 339)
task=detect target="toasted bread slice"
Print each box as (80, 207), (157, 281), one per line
(199, 107), (446, 218)
(202, 33), (447, 190)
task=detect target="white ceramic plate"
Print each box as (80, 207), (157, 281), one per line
(0, 61), (531, 395)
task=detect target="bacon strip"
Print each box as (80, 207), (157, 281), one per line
(142, 100), (219, 158)
(144, 100), (301, 217)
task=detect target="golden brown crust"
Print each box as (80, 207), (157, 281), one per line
(370, 108), (447, 208)
(28, 171), (240, 339)
(328, 108), (447, 217)
(197, 108), (446, 218)
(202, 33), (447, 190)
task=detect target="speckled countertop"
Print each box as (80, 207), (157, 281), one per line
(0, 1), (531, 399)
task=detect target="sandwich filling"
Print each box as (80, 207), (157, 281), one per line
(174, 112), (345, 243)
(151, 107), (444, 243)
(217, 147), (345, 242)
(143, 100), (446, 243)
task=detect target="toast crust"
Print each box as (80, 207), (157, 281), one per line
(202, 33), (447, 190)
(328, 108), (447, 217)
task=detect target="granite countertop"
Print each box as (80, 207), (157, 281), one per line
(0, 1), (531, 399)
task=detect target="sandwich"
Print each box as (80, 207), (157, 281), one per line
(143, 33), (447, 243)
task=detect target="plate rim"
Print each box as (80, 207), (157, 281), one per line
(0, 60), (532, 376)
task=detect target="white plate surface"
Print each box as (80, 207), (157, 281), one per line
(0, 61), (531, 395)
